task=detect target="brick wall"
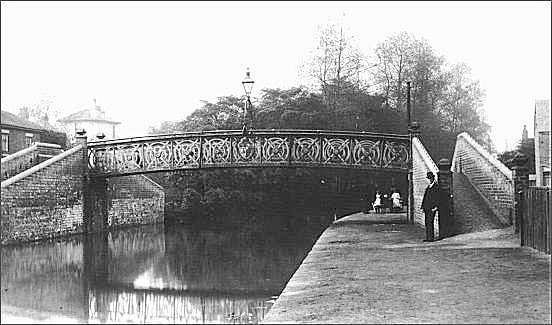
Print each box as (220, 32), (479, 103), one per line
(451, 132), (514, 225)
(412, 137), (439, 237)
(106, 174), (165, 228)
(452, 171), (506, 233)
(2, 127), (41, 155)
(1, 142), (165, 244)
(1, 146), (85, 244)
(1, 143), (63, 181)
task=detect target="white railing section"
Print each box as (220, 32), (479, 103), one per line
(1, 142), (62, 164)
(413, 137), (438, 176)
(1, 142), (63, 180)
(1, 144), (83, 188)
(452, 132), (512, 180)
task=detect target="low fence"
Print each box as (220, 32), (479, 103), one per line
(522, 187), (551, 254)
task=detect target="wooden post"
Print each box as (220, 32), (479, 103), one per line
(511, 153), (529, 234)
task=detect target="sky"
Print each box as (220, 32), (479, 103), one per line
(1, 1), (550, 151)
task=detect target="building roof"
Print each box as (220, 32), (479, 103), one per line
(1, 110), (48, 131)
(58, 100), (120, 124)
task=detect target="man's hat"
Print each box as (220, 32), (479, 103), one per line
(426, 172), (435, 179)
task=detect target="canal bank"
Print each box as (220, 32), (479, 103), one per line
(262, 212), (551, 324)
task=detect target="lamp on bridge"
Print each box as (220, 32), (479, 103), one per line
(241, 67), (255, 134)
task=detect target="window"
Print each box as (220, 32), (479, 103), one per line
(1, 129), (8, 153)
(25, 133), (34, 147)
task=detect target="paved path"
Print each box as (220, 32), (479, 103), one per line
(262, 213), (551, 324)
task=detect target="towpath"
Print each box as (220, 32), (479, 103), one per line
(262, 212), (551, 324)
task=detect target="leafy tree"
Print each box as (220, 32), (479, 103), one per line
(370, 32), (491, 156)
(497, 138), (535, 173)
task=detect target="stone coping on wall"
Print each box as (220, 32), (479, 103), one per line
(413, 137), (438, 176)
(1, 144), (83, 188)
(0, 142), (62, 164)
(141, 175), (164, 191)
(452, 132), (512, 180)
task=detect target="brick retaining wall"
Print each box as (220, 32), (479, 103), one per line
(1, 145), (165, 244)
(107, 175), (165, 228)
(1, 146), (85, 244)
(412, 137), (439, 238)
(451, 132), (513, 225)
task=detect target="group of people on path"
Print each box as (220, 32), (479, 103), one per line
(371, 189), (403, 213)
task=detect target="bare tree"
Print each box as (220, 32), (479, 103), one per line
(303, 23), (367, 115)
(372, 32), (444, 114)
(21, 96), (64, 131)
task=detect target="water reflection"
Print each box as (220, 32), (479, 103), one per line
(1, 221), (324, 323)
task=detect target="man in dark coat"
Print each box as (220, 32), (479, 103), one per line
(421, 171), (441, 242)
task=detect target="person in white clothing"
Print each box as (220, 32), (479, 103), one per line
(391, 189), (402, 212)
(373, 191), (383, 213)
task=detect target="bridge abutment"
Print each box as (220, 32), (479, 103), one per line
(83, 176), (109, 233)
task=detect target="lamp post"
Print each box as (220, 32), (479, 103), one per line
(241, 68), (255, 134)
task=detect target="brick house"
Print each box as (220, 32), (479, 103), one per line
(534, 99), (550, 187)
(1, 109), (67, 157)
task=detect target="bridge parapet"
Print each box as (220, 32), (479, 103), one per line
(1, 142), (63, 181)
(451, 132), (514, 225)
(87, 129), (411, 177)
(412, 137), (440, 237)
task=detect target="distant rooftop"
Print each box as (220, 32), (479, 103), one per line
(58, 99), (120, 124)
(1, 110), (53, 131)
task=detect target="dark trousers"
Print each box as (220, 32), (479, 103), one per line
(424, 209), (436, 241)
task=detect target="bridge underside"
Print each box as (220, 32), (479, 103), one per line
(87, 130), (411, 177)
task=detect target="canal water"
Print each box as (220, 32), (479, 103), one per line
(1, 220), (326, 324)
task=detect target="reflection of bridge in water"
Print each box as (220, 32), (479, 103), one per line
(88, 284), (273, 324)
(1, 223), (319, 323)
(87, 129), (411, 177)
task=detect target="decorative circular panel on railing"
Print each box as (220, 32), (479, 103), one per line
(382, 141), (410, 169)
(352, 139), (381, 167)
(173, 139), (200, 168)
(262, 137), (289, 163)
(87, 130), (410, 176)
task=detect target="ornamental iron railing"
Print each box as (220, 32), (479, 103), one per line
(87, 129), (410, 177)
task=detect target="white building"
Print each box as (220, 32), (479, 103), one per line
(58, 99), (120, 142)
